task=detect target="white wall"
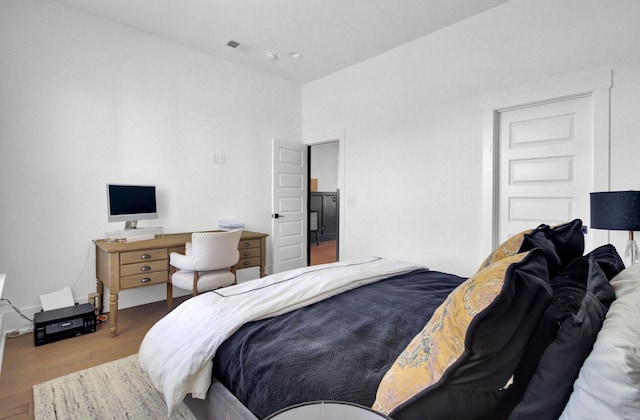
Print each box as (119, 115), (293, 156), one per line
(303, 0), (640, 276)
(2, 0), (640, 334)
(0, 0), (301, 329)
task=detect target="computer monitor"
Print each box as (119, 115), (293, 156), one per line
(106, 184), (157, 230)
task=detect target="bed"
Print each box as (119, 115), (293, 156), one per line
(139, 219), (640, 419)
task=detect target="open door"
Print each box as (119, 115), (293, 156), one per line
(271, 138), (308, 273)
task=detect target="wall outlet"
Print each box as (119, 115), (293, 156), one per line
(211, 153), (226, 164)
(88, 293), (100, 316)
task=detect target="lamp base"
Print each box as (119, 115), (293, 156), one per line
(625, 238), (639, 266)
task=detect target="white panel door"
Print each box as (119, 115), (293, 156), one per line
(271, 138), (307, 273)
(498, 95), (593, 245)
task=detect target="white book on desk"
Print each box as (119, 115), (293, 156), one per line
(124, 233), (156, 242)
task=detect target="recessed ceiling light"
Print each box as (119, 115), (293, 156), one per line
(265, 52), (278, 61)
(289, 52), (301, 59)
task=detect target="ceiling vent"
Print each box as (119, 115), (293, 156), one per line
(226, 40), (252, 53)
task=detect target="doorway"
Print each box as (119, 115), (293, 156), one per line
(308, 142), (339, 265)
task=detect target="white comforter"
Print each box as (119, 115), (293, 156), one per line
(138, 257), (424, 415)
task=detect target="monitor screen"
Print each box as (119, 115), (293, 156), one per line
(107, 184), (157, 227)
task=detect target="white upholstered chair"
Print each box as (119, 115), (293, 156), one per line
(168, 230), (242, 305)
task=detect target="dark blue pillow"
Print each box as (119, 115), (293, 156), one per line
(503, 252), (616, 419)
(520, 219), (585, 276)
(545, 219), (585, 268)
(586, 243), (625, 282)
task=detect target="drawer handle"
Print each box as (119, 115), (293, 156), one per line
(242, 251), (250, 257)
(140, 266), (151, 272)
(242, 261), (250, 266)
(242, 242), (250, 248)
(140, 254), (151, 260)
(140, 278), (151, 283)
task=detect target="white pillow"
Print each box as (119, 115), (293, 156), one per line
(559, 263), (640, 419)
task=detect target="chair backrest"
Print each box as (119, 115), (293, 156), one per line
(190, 230), (242, 271)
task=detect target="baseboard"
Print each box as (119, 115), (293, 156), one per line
(1, 305), (37, 334)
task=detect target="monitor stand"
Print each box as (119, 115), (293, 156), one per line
(124, 220), (138, 230)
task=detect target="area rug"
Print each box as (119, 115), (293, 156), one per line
(33, 354), (195, 420)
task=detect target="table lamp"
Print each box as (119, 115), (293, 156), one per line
(590, 191), (640, 266)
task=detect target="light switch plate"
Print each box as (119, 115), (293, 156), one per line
(0, 274), (6, 299)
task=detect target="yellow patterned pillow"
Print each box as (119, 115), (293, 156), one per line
(476, 229), (532, 271)
(372, 252), (533, 416)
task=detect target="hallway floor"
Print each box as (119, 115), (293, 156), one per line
(310, 240), (337, 265)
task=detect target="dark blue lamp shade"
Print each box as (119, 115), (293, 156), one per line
(590, 191), (640, 231)
(590, 191), (640, 266)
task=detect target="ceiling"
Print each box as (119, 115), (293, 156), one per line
(54, 0), (511, 84)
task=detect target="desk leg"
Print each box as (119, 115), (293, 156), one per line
(96, 279), (104, 314)
(259, 236), (267, 277)
(109, 293), (118, 337)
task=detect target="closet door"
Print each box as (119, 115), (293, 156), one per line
(498, 95), (592, 244)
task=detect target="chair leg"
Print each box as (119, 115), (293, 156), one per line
(192, 271), (199, 296)
(167, 266), (175, 310)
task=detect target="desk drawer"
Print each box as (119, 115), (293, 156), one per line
(121, 271), (168, 289)
(121, 249), (167, 264)
(120, 260), (167, 277)
(237, 257), (261, 269)
(238, 239), (260, 250)
(239, 248), (261, 259)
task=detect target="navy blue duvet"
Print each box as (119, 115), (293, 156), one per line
(213, 269), (466, 418)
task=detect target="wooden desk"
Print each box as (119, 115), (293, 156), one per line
(95, 230), (268, 337)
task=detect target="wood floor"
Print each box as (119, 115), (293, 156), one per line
(0, 296), (188, 420)
(0, 247), (338, 420)
(310, 240), (337, 265)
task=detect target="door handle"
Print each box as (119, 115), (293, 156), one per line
(272, 213), (285, 219)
